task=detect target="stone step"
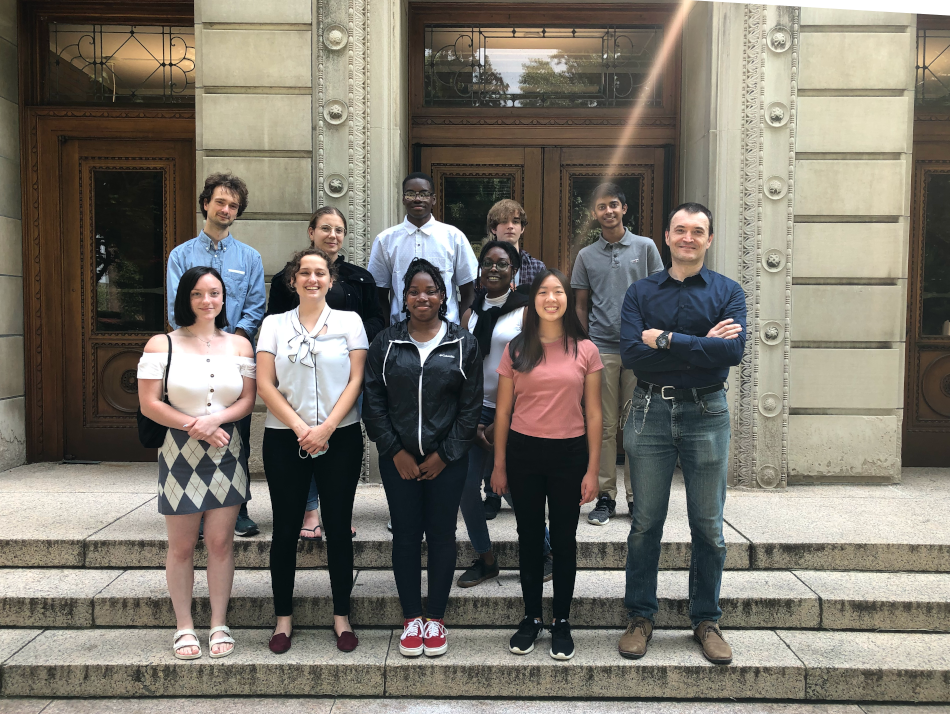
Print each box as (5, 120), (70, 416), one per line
(2, 627), (949, 701)
(3, 567), (950, 632)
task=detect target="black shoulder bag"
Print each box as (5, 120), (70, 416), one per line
(136, 335), (172, 448)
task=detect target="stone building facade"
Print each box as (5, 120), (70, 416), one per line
(2, 1), (946, 486)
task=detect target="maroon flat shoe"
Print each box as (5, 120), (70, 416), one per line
(269, 630), (292, 654)
(335, 629), (359, 652)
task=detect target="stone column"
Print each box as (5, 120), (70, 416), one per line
(0, 0), (25, 471)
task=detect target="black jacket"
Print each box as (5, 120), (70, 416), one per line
(266, 256), (385, 344)
(363, 319), (483, 465)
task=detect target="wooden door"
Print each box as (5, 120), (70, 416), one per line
(59, 137), (194, 461)
(903, 136), (950, 465)
(422, 145), (668, 276)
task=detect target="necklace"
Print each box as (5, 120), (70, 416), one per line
(184, 326), (216, 350)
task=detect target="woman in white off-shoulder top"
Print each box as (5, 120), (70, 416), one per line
(138, 266), (256, 661)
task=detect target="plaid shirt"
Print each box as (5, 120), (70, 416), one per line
(516, 249), (546, 287)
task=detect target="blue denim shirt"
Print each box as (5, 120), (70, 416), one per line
(166, 231), (266, 339)
(620, 265), (747, 388)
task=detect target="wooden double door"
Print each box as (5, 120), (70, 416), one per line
(422, 145), (669, 275)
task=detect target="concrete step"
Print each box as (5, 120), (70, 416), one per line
(3, 567), (950, 633)
(2, 627), (949, 701)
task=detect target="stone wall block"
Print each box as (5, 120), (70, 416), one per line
(0, 216), (21, 276)
(202, 30), (311, 87)
(0, 97), (17, 160)
(201, 0), (310, 24)
(797, 97), (911, 154)
(790, 285), (905, 342)
(789, 349), (902, 409)
(0, 336), (24, 399)
(799, 32), (914, 90)
(202, 157), (312, 214)
(0, 275), (23, 334)
(0, 396), (25, 473)
(795, 160), (906, 216)
(793, 223), (906, 279)
(800, 9), (913, 25)
(788, 415), (900, 480)
(0, 0), (14, 45)
(0, 156), (20, 220)
(0, 37), (17, 103)
(202, 94), (312, 151)
(231, 220), (309, 275)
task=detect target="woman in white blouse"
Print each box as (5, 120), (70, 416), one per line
(138, 266), (256, 661)
(256, 247), (368, 654)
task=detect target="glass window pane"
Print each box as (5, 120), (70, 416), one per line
(568, 175), (642, 271)
(48, 24), (195, 104)
(95, 170), (166, 333)
(441, 176), (514, 253)
(916, 29), (950, 109)
(922, 172), (950, 336)
(425, 26), (663, 108)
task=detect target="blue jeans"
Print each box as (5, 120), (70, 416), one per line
(623, 385), (730, 628)
(306, 394), (363, 512)
(459, 405), (551, 556)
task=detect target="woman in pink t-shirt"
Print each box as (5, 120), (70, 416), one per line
(491, 269), (603, 661)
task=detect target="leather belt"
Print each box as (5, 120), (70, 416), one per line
(639, 381), (725, 401)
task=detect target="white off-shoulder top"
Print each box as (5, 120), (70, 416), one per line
(137, 352), (256, 419)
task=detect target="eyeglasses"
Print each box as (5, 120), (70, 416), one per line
(481, 260), (511, 270)
(403, 190), (433, 200)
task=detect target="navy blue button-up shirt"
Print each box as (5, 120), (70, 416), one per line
(620, 265), (747, 388)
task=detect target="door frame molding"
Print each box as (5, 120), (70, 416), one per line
(20, 108), (195, 461)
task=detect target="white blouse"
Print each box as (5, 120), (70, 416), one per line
(137, 351), (256, 419)
(256, 306), (368, 430)
(467, 301), (524, 408)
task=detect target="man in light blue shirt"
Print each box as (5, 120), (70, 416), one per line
(166, 172), (265, 537)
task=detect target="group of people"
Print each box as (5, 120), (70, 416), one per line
(137, 169), (746, 666)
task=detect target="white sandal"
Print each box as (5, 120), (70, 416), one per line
(173, 629), (202, 660)
(208, 625), (236, 659)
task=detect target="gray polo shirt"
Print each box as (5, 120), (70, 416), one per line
(571, 229), (664, 354)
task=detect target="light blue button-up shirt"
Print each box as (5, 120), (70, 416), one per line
(166, 231), (266, 339)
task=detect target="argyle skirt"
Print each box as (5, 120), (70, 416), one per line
(157, 423), (251, 515)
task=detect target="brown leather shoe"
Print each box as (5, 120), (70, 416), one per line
(618, 617), (653, 660)
(694, 621), (732, 664)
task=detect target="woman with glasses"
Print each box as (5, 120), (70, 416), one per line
(266, 206), (383, 542)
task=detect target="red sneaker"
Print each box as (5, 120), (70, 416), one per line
(423, 618), (448, 657)
(399, 617), (424, 657)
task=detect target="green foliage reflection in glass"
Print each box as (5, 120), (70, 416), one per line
(916, 29), (950, 109)
(94, 170), (166, 333)
(442, 176), (514, 254)
(922, 172), (950, 336)
(424, 26), (663, 108)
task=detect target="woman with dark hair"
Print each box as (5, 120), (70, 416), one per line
(138, 266), (256, 660)
(456, 241), (553, 588)
(266, 206), (383, 542)
(256, 247), (368, 654)
(363, 257), (482, 658)
(491, 269), (603, 660)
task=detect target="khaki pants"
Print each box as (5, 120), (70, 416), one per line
(598, 352), (637, 502)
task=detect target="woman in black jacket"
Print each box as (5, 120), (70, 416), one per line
(363, 258), (482, 659)
(266, 207), (384, 541)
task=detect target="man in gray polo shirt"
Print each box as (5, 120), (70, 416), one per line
(572, 183), (663, 525)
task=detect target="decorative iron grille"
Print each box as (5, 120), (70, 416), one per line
(47, 23), (195, 104)
(917, 28), (950, 108)
(424, 25), (663, 108)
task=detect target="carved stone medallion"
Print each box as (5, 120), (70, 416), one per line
(763, 249), (785, 273)
(765, 176), (788, 200)
(767, 26), (792, 53)
(758, 392), (782, 418)
(325, 174), (349, 198)
(757, 464), (781, 489)
(323, 24), (349, 51)
(766, 101), (789, 128)
(324, 100), (348, 125)
(761, 321), (783, 346)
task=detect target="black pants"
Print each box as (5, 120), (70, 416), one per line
(263, 424), (363, 617)
(379, 454), (468, 620)
(506, 430), (588, 621)
(238, 413), (252, 518)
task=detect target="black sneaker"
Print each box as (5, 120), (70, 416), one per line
(509, 617), (544, 655)
(456, 557), (500, 588)
(483, 496), (502, 520)
(542, 553), (554, 583)
(587, 496), (616, 526)
(234, 511), (259, 537)
(627, 501), (635, 516)
(549, 619), (575, 660)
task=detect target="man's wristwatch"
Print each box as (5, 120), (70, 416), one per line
(656, 331), (672, 350)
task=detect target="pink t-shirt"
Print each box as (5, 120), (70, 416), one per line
(497, 338), (604, 439)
